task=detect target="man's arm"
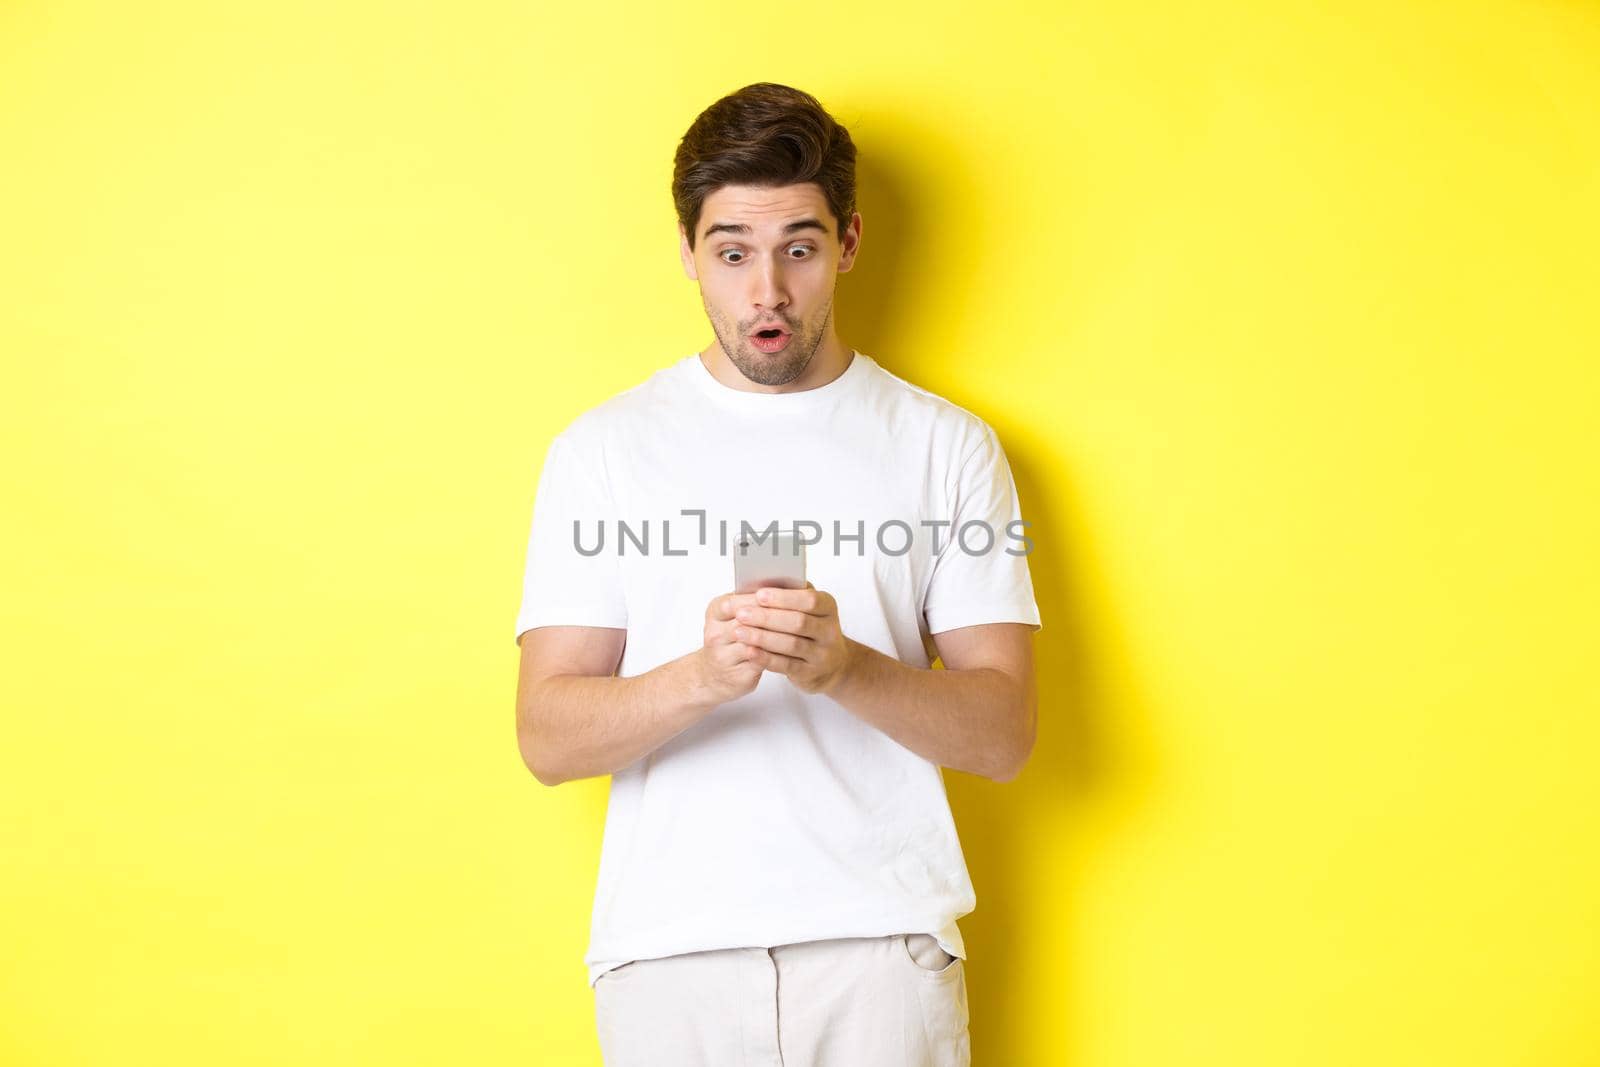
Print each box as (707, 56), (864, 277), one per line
(726, 584), (1037, 783)
(828, 623), (1037, 782)
(515, 625), (721, 786)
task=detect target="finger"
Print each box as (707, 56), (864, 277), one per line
(709, 612), (767, 646)
(735, 625), (812, 659)
(744, 644), (800, 674)
(733, 605), (815, 637)
(710, 593), (763, 622)
(708, 619), (753, 645)
(754, 586), (827, 615)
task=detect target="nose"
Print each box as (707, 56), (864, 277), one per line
(751, 258), (790, 317)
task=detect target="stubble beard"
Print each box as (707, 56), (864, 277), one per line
(709, 300), (833, 387)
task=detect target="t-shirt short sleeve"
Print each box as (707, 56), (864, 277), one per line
(514, 432), (628, 645)
(922, 424), (1042, 636)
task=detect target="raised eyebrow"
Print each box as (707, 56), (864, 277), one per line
(702, 218), (828, 242)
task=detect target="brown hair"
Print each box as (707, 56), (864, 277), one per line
(673, 82), (857, 252)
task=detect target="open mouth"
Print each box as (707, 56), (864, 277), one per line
(750, 327), (793, 353)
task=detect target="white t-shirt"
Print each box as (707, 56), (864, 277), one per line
(514, 349), (1042, 988)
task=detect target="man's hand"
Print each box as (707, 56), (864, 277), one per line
(728, 581), (857, 696)
(696, 591), (768, 705)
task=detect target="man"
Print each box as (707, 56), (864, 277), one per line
(513, 82), (1041, 1067)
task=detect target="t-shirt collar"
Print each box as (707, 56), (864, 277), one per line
(685, 348), (868, 411)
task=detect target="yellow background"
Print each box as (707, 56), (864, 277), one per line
(3, 2), (1597, 1064)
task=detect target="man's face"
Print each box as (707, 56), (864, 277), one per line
(680, 182), (861, 387)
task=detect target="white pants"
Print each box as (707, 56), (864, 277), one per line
(593, 932), (971, 1066)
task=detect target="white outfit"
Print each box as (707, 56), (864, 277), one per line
(514, 350), (1042, 988)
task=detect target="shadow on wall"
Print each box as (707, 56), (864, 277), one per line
(838, 135), (1165, 1066)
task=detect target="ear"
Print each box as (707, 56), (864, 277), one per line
(837, 212), (863, 274)
(679, 223), (698, 281)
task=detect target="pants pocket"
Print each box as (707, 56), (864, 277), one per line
(896, 935), (971, 1066)
(900, 932), (961, 977)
